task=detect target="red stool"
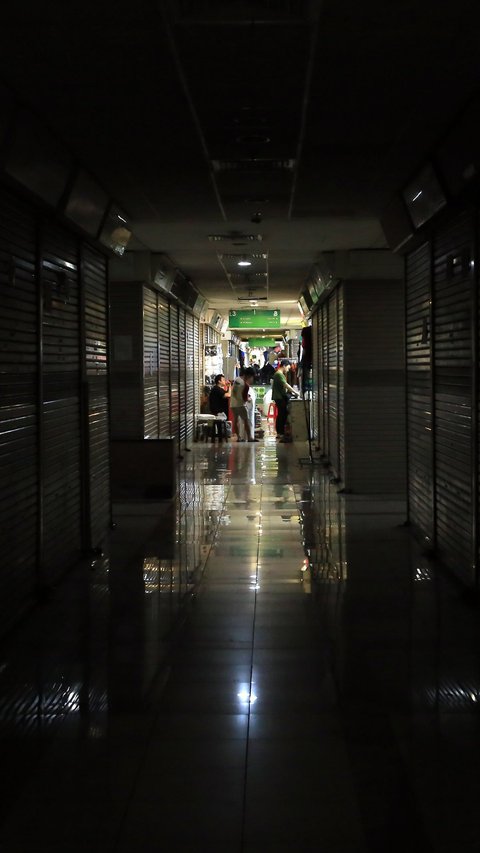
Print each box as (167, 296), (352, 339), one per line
(267, 401), (278, 421)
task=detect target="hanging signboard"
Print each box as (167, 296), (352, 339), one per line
(248, 337), (276, 348)
(298, 296), (308, 315)
(229, 308), (280, 329)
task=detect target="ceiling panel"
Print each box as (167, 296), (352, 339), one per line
(0, 0), (478, 314)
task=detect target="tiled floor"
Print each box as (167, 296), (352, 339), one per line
(1, 428), (480, 851)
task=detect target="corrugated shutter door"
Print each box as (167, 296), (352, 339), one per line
(337, 286), (345, 482)
(170, 302), (180, 444)
(433, 212), (474, 581)
(316, 306), (324, 452)
(186, 312), (195, 443)
(143, 286), (159, 439)
(42, 223), (81, 583)
(322, 304), (329, 458)
(0, 190), (38, 631)
(179, 308), (187, 448)
(158, 295), (170, 435)
(83, 244), (110, 550)
(311, 312), (319, 442)
(193, 316), (200, 423)
(406, 242), (434, 541)
(328, 293), (339, 473)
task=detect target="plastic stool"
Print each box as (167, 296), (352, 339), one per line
(267, 401), (278, 421)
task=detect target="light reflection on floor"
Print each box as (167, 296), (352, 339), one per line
(1, 428), (480, 851)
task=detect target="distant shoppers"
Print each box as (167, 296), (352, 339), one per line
(230, 367), (259, 443)
(209, 374), (230, 440)
(250, 357), (260, 382)
(259, 361), (275, 385)
(272, 359), (298, 437)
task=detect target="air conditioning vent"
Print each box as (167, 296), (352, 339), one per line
(212, 158), (295, 173)
(221, 253), (267, 261)
(208, 232), (263, 242)
(229, 272), (267, 280)
(170, 1), (311, 23)
(237, 295), (268, 301)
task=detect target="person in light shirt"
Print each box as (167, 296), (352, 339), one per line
(271, 358), (298, 438)
(230, 367), (259, 443)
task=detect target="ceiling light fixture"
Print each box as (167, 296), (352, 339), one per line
(237, 256), (252, 267)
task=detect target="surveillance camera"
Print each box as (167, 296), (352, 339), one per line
(251, 212), (262, 224)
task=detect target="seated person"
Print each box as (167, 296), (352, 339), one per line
(208, 374), (230, 439)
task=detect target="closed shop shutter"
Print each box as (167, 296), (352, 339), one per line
(41, 223), (81, 583)
(0, 190), (38, 631)
(328, 293), (339, 473)
(433, 212), (474, 581)
(322, 304), (329, 459)
(406, 242), (434, 541)
(316, 306), (324, 452)
(143, 286), (159, 439)
(193, 316), (201, 422)
(158, 295), (170, 435)
(82, 244), (110, 550)
(337, 285), (345, 481)
(170, 302), (180, 444)
(311, 311), (319, 442)
(186, 312), (195, 443)
(179, 308), (187, 448)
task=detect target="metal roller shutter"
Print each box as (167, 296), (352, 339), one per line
(337, 285), (345, 482)
(82, 244), (110, 551)
(433, 212), (474, 581)
(41, 222), (81, 584)
(311, 311), (319, 442)
(143, 286), (159, 439)
(186, 312), (195, 444)
(328, 293), (339, 473)
(193, 316), (201, 423)
(321, 304), (329, 458)
(158, 295), (170, 435)
(315, 307), (324, 451)
(0, 190), (38, 631)
(178, 308), (187, 448)
(406, 242), (434, 542)
(170, 302), (180, 445)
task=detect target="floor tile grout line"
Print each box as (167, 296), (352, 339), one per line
(240, 467), (263, 853)
(109, 477), (234, 853)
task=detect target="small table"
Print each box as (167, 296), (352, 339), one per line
(195, 414), (227, 442)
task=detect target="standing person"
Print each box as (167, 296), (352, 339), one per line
(208, 374), (230, 441)
(272, 359), (298, 438)
(259, 360), (274, 385)
(230, 367), (259, 443)
(250, 357), (260, 383)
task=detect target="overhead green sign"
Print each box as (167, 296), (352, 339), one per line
(229, 308), (280, 329)
(248, 337), (276, 348)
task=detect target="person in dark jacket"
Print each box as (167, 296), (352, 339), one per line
(209, 374), (230, 440)
(259, 361), (275, 385)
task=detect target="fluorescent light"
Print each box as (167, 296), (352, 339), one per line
(238, 259), (252, 266)
(412, 190), (422, 202)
